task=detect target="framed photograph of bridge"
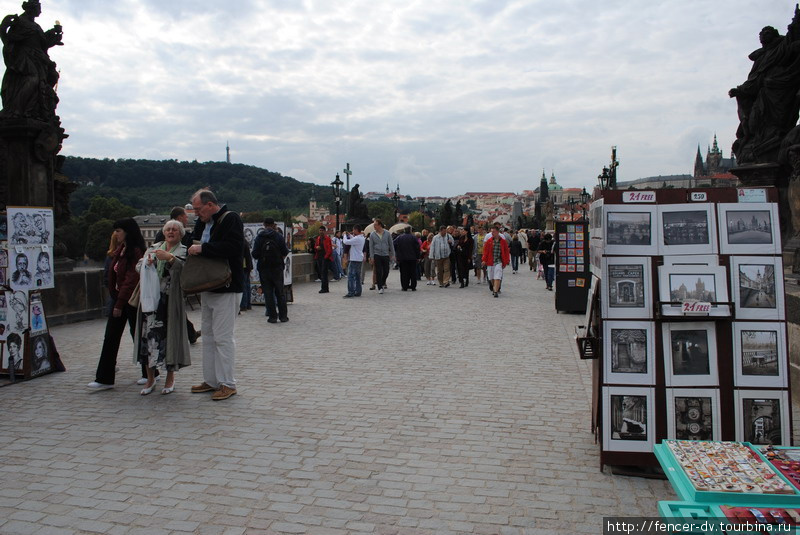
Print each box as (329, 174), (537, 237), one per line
(662, 321), (719, 387)
(603, 205), (658, 255)
(732, 322), (787, 388)
(602, 386), (654, 453)
(658, 264), (730, 317)
(602, 257), (652, 319)
(735, 390), (789, 446)
(717, 203), (780, 255)
(658, 204), (717, 256)
(603, 321), (655, 385)
(730, 256), (785, 320)
(666, 388), (720, 441)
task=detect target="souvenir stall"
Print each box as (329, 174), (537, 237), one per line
(554, 219), (591, 313)
(1, 207), (58, 383)
(579, 187), (791, 470)
(244, 222), (293, 306)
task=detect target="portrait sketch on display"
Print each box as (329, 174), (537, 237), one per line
(663, 322), (718, 387)
(0, 248), (7, 269)
(604, 206), (658, 255)
(658, 265), (730, 317)
(730, 256), (785, 320)
(0, 292), (8, 341)
(7, 290), (28, 332)
(658, 205), (716, 255)
(733, 322), (787, 388)
(8, 246), (44, 291)
(717, 203), (780, 254)
(0, 211), (7, 241)
(604, 321), (655, 385)
(29, 333), (51, 377)
(735, 390), (789, 446)
(603, 386), (654, 453)
(2, 330), (24, 374)
(666, 389), (720, 441)
(7, 207), (54, 246)
(29, 292), (47, 335)
(243, 223), (264, 304)
(602, 257), (652, 319)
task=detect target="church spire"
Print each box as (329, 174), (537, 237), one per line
(226, 141), (231, 164)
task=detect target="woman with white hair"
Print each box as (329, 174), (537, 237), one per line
(134, 219), (191, 395)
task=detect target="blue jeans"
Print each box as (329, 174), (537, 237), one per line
(240, 277), (251, 309)
(332, 251), (343, 279)
(511, 256), (519, 271)
(545, 265), (555, 287)
(347, 261), (362, 296)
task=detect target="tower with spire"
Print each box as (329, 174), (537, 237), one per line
(693, 134), (735, 179)
(226, 141), (231, 164)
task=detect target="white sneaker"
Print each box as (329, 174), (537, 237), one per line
(379, 288), (384, 294)
(87, 381), (113, 390)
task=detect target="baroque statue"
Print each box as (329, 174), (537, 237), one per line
(729, 6), (800, 165)
(0, 0), (63, 123)
(346, 183), (370, 224)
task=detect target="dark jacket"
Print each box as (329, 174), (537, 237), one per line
(109, 245), (144, 310)
(251, 227), (289, 273)
(393, 233), (421, 262)
(510, 239), (524, 257)
(191, 205), (245, 293)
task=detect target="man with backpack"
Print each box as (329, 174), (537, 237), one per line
(251, 217), (290, 323)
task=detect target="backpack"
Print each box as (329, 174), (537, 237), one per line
(261, 235), (283, 266)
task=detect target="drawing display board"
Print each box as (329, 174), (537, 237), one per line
(554, 220), (590, 313)
(586, 186), (791, 469)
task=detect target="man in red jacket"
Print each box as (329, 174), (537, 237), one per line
(481, 225), (510, 298)
(315, 226), (333, 293)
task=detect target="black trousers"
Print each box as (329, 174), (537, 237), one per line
(399, 260), (417, 290)
(260, 268), (287, 319)
(316, 258), (330, 292)
(95, 303), (140, 384)
(373, 255), (390, 289)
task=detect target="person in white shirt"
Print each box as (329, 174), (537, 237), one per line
(429, 226), (455, 288)
(342, 225), (366, 297)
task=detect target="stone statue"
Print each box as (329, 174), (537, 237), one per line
(346, 183), (369, 224)
(729, 7), (800, 164)
(0, 0), (63, 123)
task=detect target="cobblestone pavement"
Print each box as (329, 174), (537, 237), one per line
(0, 268), (675, 534)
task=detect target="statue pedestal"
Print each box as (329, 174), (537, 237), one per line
(0, 118), (60, 208)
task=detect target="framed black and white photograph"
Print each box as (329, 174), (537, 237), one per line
(604, 205), (658, 255)
(735, 390), (789, 446)
(663, 322), (718, 387)
(733, 322), (787, 388)
(658, 265), (730, 317)
(603, 321), (655, 385)
(6, 290), (28, 332)
(29, 333), (52, 377)
(662, 255), (719, 267)
(602, 257), (652, 319)
(730, 256), (785, 320)
(658, 204), (717, 255)
(1, 330), (25, 375)
(603, 386), (654, 453)
(589, 199), (603, 242)
(7, 206), (54, 247)
(666, 388), (720, 441)
(717, 203), (780, 255)
(589, 239), (602, 278)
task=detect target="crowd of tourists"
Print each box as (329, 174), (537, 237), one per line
(86, 189), (557, 400)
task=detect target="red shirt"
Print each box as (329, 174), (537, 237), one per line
(481, 235), (510, 268)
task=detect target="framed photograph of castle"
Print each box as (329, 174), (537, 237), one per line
(658, 265), (730, 317)
(658, 204), (717, 256)
(603, 386), (654, 453)
(603, 321), (655, 385)
(732, 322), (788, 388)
(730, 256), (785, 320)
(735, 390), (789, 446)
(663, 321), (719, 387)
(717, 203), (780, 255)
(602, 257), (652, 319)
(604, 205), (658, 255)
(666, 388), (720, 441)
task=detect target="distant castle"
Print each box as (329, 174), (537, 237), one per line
(693, 135), (736, 179)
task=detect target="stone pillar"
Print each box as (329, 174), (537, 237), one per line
(0, 118), (62, 209)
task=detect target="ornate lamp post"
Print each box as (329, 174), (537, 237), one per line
(597, 167), (611, 190)
(392, 187), (400, 223)
(419, 197), (427, 230)
(580, 187), (590, 220)
(331, 173), (343, 232)
(568, 196), (577, 221)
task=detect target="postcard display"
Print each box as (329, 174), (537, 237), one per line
(0, 207), (57, 381)
(243, 222), (293, 306)
(586, 187), (791, 469)
(554, 220), (591, 313)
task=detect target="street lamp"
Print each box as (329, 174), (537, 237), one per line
(580, 187), (590, 220)
(392, 187), (400, 223)
(598, 167), (610, 190)
(331, 173), (343, 232)
(419, 197), (427, 230)
(568, 196), (577, 221)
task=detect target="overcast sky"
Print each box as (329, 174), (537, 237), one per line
(37, 0), (798, 196)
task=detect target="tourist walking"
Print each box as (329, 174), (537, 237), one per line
(518, 229), (528, 264)
(429, 226), (454, 288)
(421, 233), (435, 285)
(369, 219), (395, 294)
(332, 230), (344, 280)
(539, 233), (556, 291)
(134, 220), (191, 396)
(455, 227), (473, 288)
(473, 227), (486, 284)
(482, 226), (510, 298)
(394, 226), (420, 291)
(342, 225), (366, 297)
(529, 230), (541, 272)
(188, 189), (244, 401)
(87, 218), (146, 390)
(251, 217), (289, 322)
(510, 234), (523, 274)
(314, 226), (333, 293)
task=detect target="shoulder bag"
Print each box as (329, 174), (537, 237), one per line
(180, 212), (233, 294)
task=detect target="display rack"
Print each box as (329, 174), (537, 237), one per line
(580, 187), (792, 470)
(554, 219), (591, 313)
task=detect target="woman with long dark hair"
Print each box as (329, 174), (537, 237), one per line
(87, 218), (147, 389)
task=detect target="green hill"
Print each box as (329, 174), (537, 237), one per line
(62, 156), (332, 216)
